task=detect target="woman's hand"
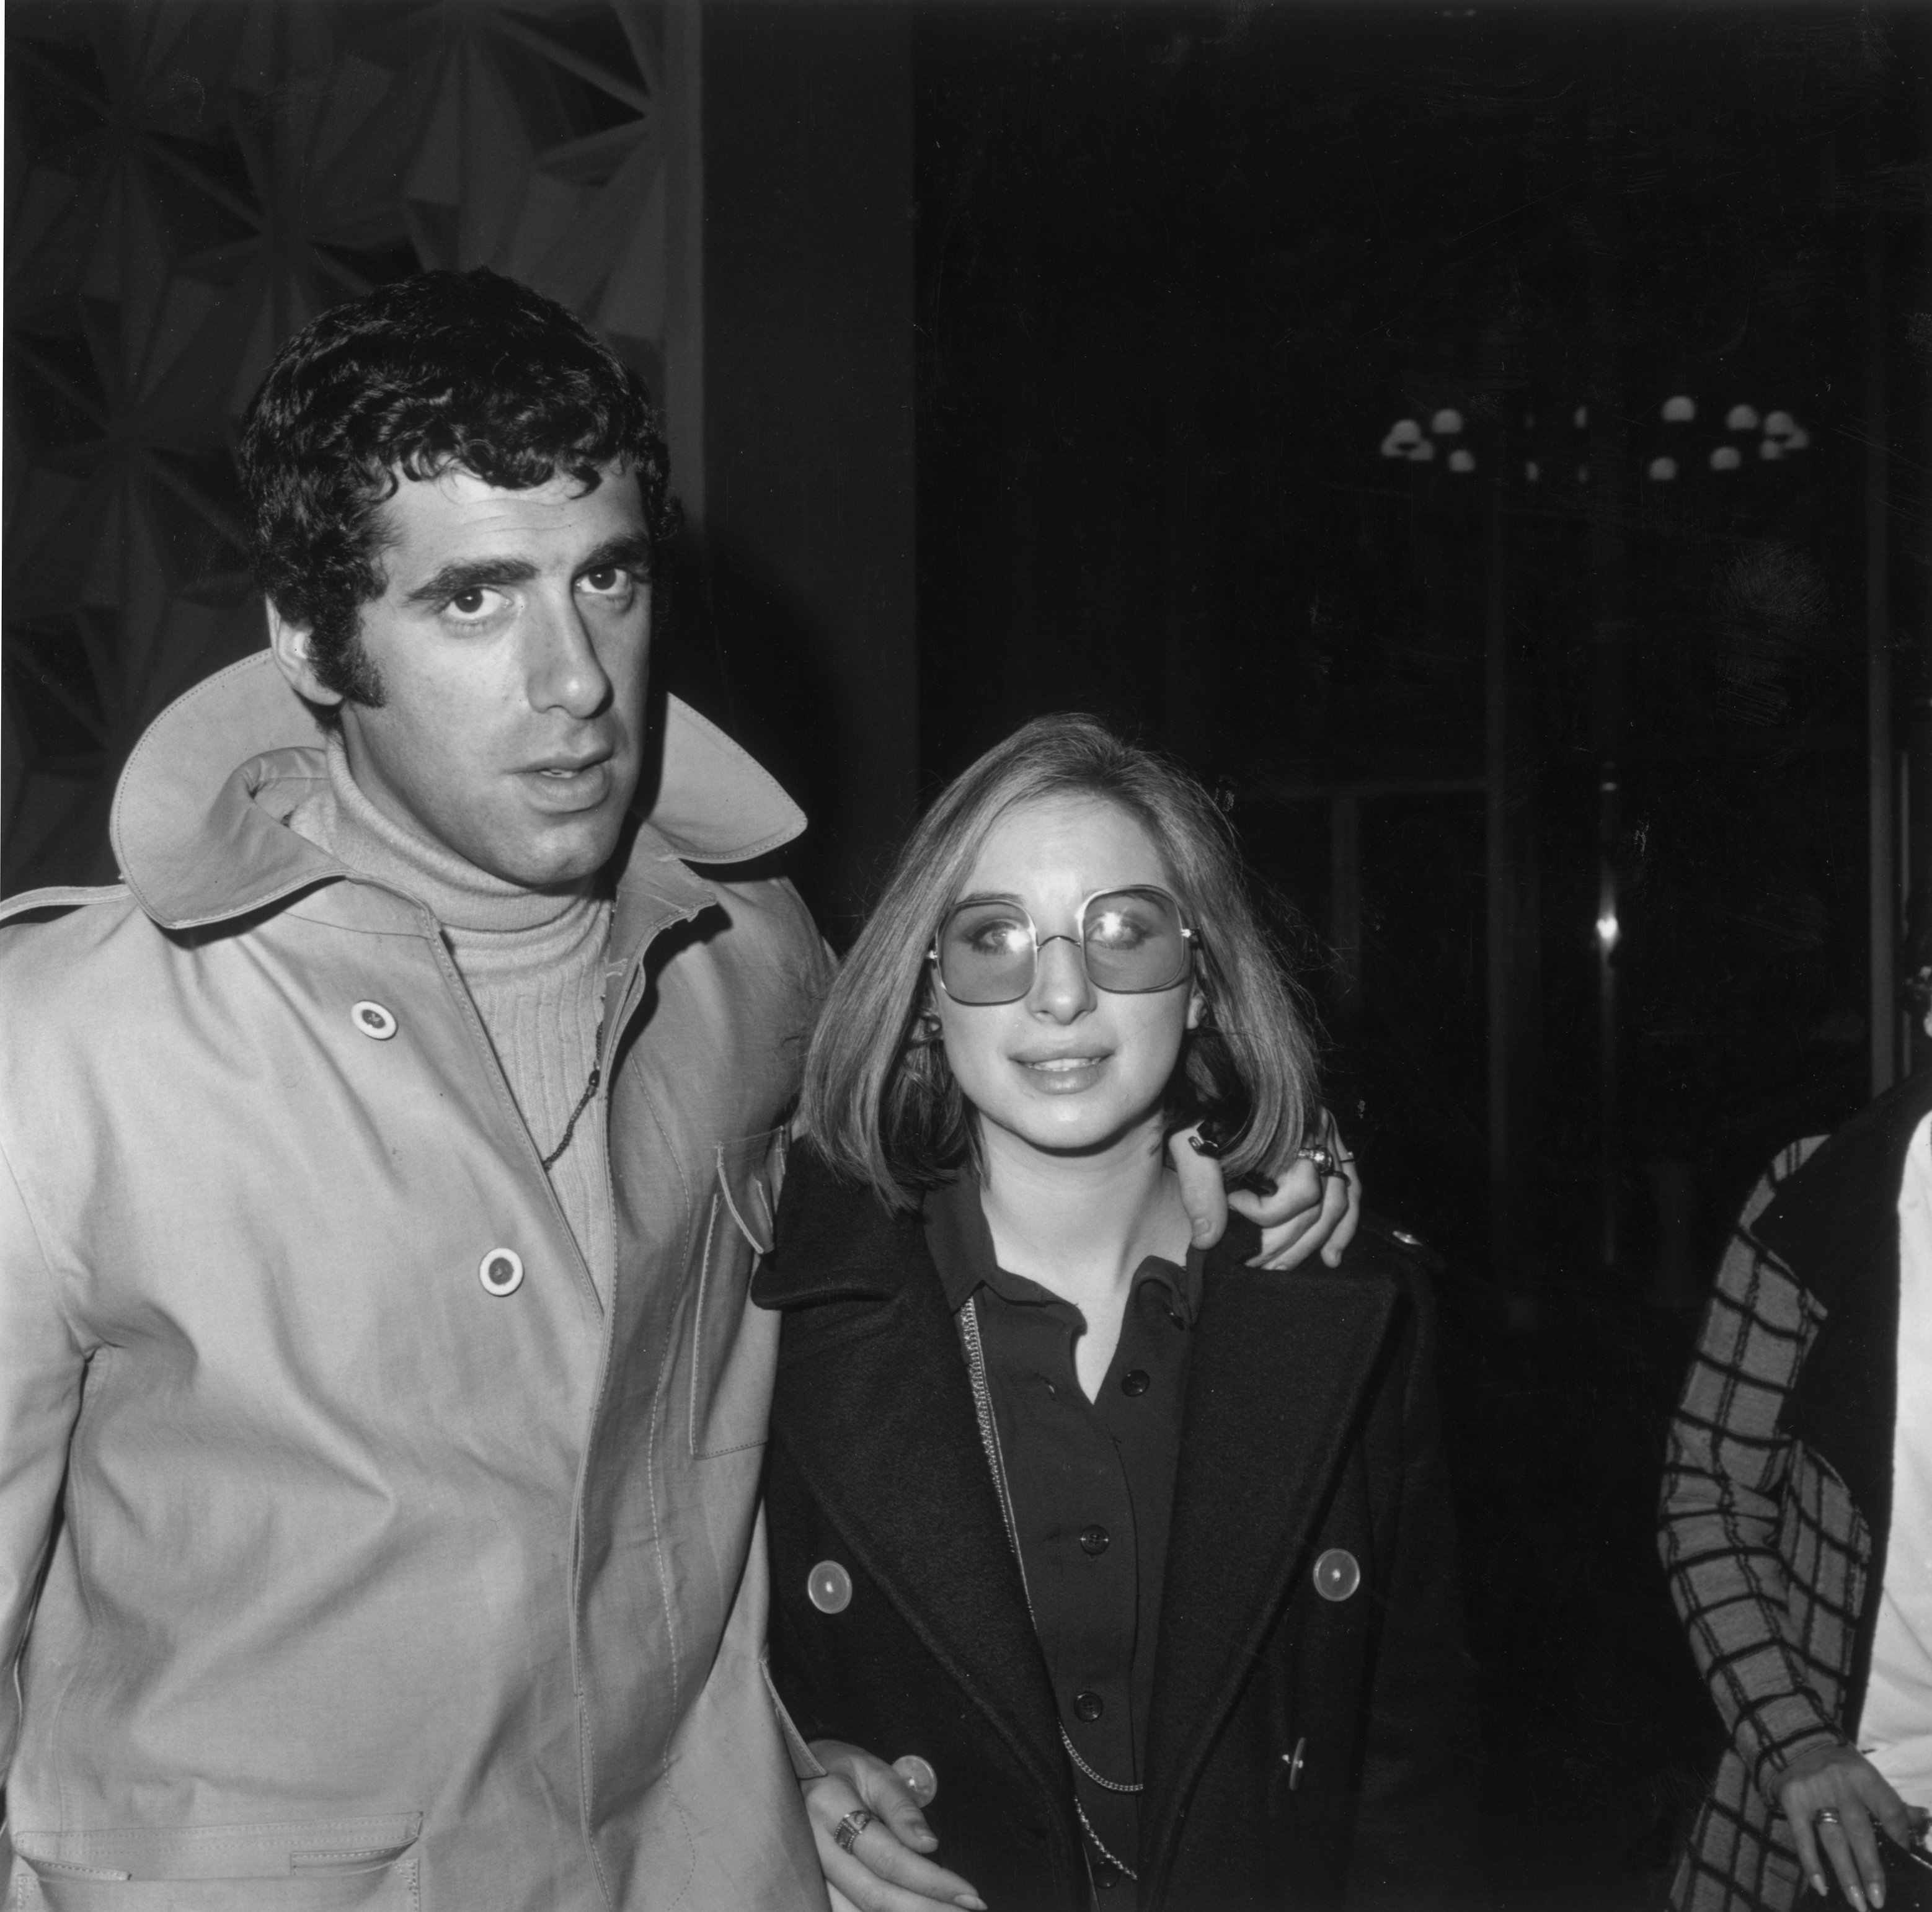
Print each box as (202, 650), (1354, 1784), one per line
(802, 1740), (986, 1912)
(1779, 1741), (1916, 1909)
(1170, 1108), (1363, 1269)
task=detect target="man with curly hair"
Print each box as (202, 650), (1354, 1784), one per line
(0, 270), (1352, 1912)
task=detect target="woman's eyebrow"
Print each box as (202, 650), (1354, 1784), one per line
(404, 557), (539, 606)
(949, 891), (1028, 909)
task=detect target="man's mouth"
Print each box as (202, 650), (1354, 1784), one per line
(521, 752), (616, 809)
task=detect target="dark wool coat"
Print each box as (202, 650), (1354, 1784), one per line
(753, 1145), (1484, 1912)
(1661, 1068), (1932, 1912)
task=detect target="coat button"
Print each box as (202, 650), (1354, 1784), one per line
(1079, 1525), (1110, 1555)
(1120, 1369), (1151, 1396)
(1313, 1547), (1360, 1601)
(1283, 1736), (1308, 1790)
(478, 1248), (524, 1296)
(1073, 1691), (1104, 1722)
(892, 1755), (938, 1807)
(807, 1560), (853, 1614)
(352, 1000), (398, 1040)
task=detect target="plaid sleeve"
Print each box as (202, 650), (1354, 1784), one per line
(1659, 1138), (1847, 1799)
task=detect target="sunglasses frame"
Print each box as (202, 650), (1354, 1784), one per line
(928, 884), (1197, 1007)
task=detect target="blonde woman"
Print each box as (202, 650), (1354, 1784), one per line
(755, 716), (1481, 1912)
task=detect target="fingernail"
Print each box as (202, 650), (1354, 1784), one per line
(1850, 1888), (1867, 1912)
(1870, 1883), (1885, 1909)
(956, 1899), (987, 1911)
(1814, 1879), (1828, 1899)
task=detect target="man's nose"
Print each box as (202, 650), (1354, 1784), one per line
(528, 592), (613, 719)
(1027, 935), (1096, 1023)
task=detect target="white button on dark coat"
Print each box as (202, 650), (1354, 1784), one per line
(1313, 1547), (1360, 1601)
(478, 1249), (525, 1297)
(807, 1560), (853, 1614)
(893, 1755), (938, 1807)
(352, 1000), (398, 1040)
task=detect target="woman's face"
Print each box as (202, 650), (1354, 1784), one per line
(931, 794), (1203, 1165)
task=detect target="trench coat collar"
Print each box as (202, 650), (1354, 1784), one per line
(110, 650), (806, 933)
(756, 1147), (1402, 1859)
(1753, 1066), (1932, 1719)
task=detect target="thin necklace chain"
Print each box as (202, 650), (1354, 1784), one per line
(958, 1297), (1141, 1884)
(539, 1018), (605, 1171)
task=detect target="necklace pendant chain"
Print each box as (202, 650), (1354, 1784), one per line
(540, 1017), (606, 1172)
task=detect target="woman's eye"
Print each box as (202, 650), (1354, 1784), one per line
(1087, 910), (1147, 949)
(965, 920), (1030, 956)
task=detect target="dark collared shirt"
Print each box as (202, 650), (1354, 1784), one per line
(924, 1174), (1202, 1887)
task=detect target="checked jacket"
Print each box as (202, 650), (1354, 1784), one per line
(1660, 1070), (1932, 1912)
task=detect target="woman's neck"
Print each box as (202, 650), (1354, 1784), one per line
(976, 1119), (1193, 1398)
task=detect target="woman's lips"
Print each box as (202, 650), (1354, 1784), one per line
(1014, 1053), (1110, 1092)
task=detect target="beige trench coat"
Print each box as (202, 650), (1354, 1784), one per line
(0, 655), (833, 1910)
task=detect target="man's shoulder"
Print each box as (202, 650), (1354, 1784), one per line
(0, 879), (146, 969)
(694, 865), (831, 972)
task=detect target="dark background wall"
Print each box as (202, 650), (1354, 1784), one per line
(6, 6), (1931, 1908)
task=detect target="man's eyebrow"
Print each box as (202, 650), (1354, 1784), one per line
(576, 533), (655, 577)
(403, 558), (539, 607)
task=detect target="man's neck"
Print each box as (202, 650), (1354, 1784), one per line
(295, 732), (595, 935)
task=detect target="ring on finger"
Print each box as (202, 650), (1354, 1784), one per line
(833, 1808), (875, 1854)
(1814, 1809), (1841, 1826)
(1297, 1144), (1344, 1178)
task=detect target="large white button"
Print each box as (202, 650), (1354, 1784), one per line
(807, 1560), (853, 1614)
(352, 1000), (397, 1040)
(1313, 1548), (1360, 1602)
(479, 1248), (525, 1297)
(893, 1755), (938, 1807)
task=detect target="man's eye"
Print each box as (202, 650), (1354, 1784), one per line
(580, 566), (632, 595)
(446, 587), (498, 619)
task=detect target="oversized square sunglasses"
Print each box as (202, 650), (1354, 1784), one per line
(929, 886), (1196, 1007)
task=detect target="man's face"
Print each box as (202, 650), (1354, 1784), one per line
(272, 463), (653, 889)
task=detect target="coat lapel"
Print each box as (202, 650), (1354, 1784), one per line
(757, 1157), (1070, 1803)
(1753, 1068), (1932, 1711)
(1143, 1256), (1398, 1843)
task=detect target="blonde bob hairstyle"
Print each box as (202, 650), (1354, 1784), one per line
(797, 713), (1320, 1210)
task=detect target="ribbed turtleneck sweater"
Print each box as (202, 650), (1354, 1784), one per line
(286, 736), (614, 1296)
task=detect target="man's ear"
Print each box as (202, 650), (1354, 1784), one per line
(266, 602), (343, 711)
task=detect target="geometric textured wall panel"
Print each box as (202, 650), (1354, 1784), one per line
(5, 0), (678, 892)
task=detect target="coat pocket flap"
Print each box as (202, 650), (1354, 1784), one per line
(14, 1816), (423, 1880)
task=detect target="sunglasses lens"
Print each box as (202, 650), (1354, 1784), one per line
(1082, 890), (1190, 992)
(939, 901), (1038, 1004)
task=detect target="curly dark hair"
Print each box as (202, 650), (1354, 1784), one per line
(237, 268), (676, 712)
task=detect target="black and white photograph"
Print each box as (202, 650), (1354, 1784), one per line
(2, 4), (1928, 1909)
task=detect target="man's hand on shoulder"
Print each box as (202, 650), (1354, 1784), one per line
(1169, 1107), (1363, 1269)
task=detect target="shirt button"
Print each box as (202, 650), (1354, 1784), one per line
(1120, 1369), (1151, 1397)
(807, 1560), (853, 1614)
(478, 1248), (525, 1296)
(1074, 1691), (1104, 1723)
(1313, 1547), (1361, 1602)
(352, 1000), (398, 1040)
(1079, 1525), (1110, 1556)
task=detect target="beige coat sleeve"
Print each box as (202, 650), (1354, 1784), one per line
(0, 1142), (87, 1820)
